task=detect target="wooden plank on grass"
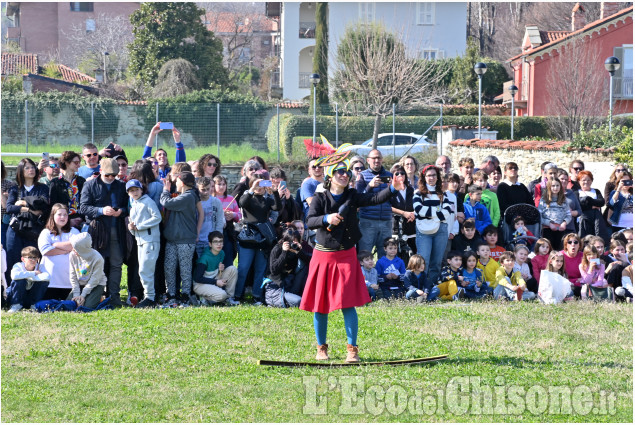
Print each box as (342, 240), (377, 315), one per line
(258, 354), (448, 368)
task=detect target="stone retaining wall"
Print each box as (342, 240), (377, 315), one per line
(445, 139), (617, 188)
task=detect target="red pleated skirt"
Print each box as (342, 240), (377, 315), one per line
(300, 247), (371, 314)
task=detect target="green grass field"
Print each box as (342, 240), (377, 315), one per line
(1, 301), (632, 422)
(0, 143), (279, 166)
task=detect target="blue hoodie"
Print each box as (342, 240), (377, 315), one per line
(463, 200), (492, 234)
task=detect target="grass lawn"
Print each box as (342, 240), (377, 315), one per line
(1, 300), (632, 422)
(0, 143), (279, 166)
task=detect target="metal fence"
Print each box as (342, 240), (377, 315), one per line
(0, 100), (442, 156)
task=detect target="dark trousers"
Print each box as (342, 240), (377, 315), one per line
(43, 287), (72, 300)
(222, 230), (237, 268)
(7, 279), (49, 308)
(542, 227), (566, 251)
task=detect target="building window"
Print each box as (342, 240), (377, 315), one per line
(358, 2), (375, 22)
(416, 2), (435, 25)
(86, 19), (96, 33)
(420, 49), (443, 60)
(70, 3), (94, 12)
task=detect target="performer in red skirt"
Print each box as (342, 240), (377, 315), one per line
(300, 155), (405, 362)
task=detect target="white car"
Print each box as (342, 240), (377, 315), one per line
(340, 133), (435, 157)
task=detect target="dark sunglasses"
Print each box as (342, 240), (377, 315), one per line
(48, 164), (59, 168)
(207, 162), (218, 167)
(353, 167), (364, 171)
(311, 165), (323, 169)
(394, 172), (406, 176)
(334, 169), (351, 176)
(616, 169), (627, 173)
(567, 240), (580, 245)
(572, 167), (583, 171)
(248, 167), (258, 172)
(84, 152), (98, 157)
(104, 173), (117, 177)
(507, 166), (518, 171)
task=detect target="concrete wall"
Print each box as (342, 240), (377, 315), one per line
(445, 139), (617, 190)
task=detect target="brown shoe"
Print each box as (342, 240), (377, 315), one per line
(346, 344), (360, 363)
(316, 344), (329, 361)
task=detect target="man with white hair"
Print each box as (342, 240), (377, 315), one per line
(435, 155), (452, 174)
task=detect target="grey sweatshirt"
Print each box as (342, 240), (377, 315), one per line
(160, 188), (198, 244)
(69, 232), (107, 298)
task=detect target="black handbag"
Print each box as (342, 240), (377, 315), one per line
(237, 222), (266, 249)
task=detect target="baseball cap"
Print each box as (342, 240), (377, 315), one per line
(126, 179), (143, 192)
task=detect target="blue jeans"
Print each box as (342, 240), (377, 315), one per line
(222, 231), (237, 268)
(236, 245), (267, 300)
(415, 222), (449, 285)
(358, 217), (393, 258)
(406, 286), (440, 302)
(7, 279), (49, 308)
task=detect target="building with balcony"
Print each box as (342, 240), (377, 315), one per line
(267, 2), (467, 101)
(4, 2), (139, 63)
(506, 2), (633, 117)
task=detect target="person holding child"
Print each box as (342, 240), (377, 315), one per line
(193, 231), (239, 306)
(300, 154), (404, 363)
(6, 246), (50, 313)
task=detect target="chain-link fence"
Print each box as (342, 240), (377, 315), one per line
(1, 100), (445, 157)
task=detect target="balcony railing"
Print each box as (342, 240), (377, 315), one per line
(299, 21), (316, 38)
(613, 76), (633, 99)
(270, 71), (281, 88)
(299, 72), (312, 88)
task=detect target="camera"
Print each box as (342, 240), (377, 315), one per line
(292, 242), (302, 250)
(379, 176), (392, 183)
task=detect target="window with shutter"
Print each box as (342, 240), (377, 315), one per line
(416, 2), (435, 25)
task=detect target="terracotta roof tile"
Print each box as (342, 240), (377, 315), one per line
(55, 64), (96, 83)
(1, 52), (38, 75)
(539, 30), (570, 44)
(447, 138), (612, 152)
(206, 12), (278, 33)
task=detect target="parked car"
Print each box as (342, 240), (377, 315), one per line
(340, 133), (435, 157)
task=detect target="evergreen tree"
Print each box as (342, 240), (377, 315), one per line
(128, 2), (228, 89)
(310, 2), (329, 114)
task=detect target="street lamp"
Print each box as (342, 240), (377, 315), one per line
(103, 51), (109, 84)
(508, 84), (518, 140)
(310, 73), (320, 143)
(474, 62), (487, 139)
(604, 56), (621, 131)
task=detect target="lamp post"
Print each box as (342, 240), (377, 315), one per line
(474, 62), (487, 139)
(103, 51), (109, 84)
(310, 73), (320, 143)
(508, 84), (518, 140)
(604, 56), (621, 131)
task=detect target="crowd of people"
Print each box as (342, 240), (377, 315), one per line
(1, 123), (633, 314)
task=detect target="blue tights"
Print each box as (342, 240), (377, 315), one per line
(313, 307), (358, 346)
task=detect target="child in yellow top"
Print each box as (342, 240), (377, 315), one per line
(476, 242), (502, 298)
(495, 251), (536, 301)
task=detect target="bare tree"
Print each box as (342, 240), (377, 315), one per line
(545, 37), (605, 141)
(331, 23), (449, 148)
(62, 13), (133, 82)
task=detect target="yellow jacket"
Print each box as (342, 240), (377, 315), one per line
(495, 266), (526, 290)
(477, 258), (500, 288)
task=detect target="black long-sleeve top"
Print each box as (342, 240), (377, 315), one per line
(307, 186), (395, 251)
(238, 190), (282, 223)
(268, 242), (312, 286)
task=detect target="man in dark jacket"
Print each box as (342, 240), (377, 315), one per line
(80, 158), (129, 307)
(356, 149), (394, 258)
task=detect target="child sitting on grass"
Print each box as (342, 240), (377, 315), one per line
(451, 218), (482, 252)
(483, 225), (505, 262)
(358, 250), (381, 301)
(404, 254), (439, 302)
(461, 250), (487, 299)
(463, 185), (492, 235)
(7, 246), (50, 313)
(495, 251), (536, 301)
(437, 250), (463, 301)
(531, 238), (552, 285)
(475, 242), (501, 297)
(376, 238), (406, 299)
(68, 233), (107, 309)
(514, 244), (538, 294)
(193, 231), (239, 306)
(579, 245), (611, 301)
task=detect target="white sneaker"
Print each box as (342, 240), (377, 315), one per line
(615, 287), (626, 297)
(8, 304), (23, 314)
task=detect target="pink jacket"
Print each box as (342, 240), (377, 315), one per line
(531, 254), (549, 284)
(579, 263), (608, 287)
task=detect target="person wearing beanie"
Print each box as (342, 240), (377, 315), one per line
(160, 171), (199, 305)
(79, 157), (129, 308)
(68, 232), (107, 309)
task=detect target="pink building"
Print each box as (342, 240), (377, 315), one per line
(506, 2), (632, 117)
(5, 2), (139, 63)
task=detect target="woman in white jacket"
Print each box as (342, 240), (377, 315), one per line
(126, 179), (162, 308)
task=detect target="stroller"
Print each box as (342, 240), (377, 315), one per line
(501, 203), (541, 251)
